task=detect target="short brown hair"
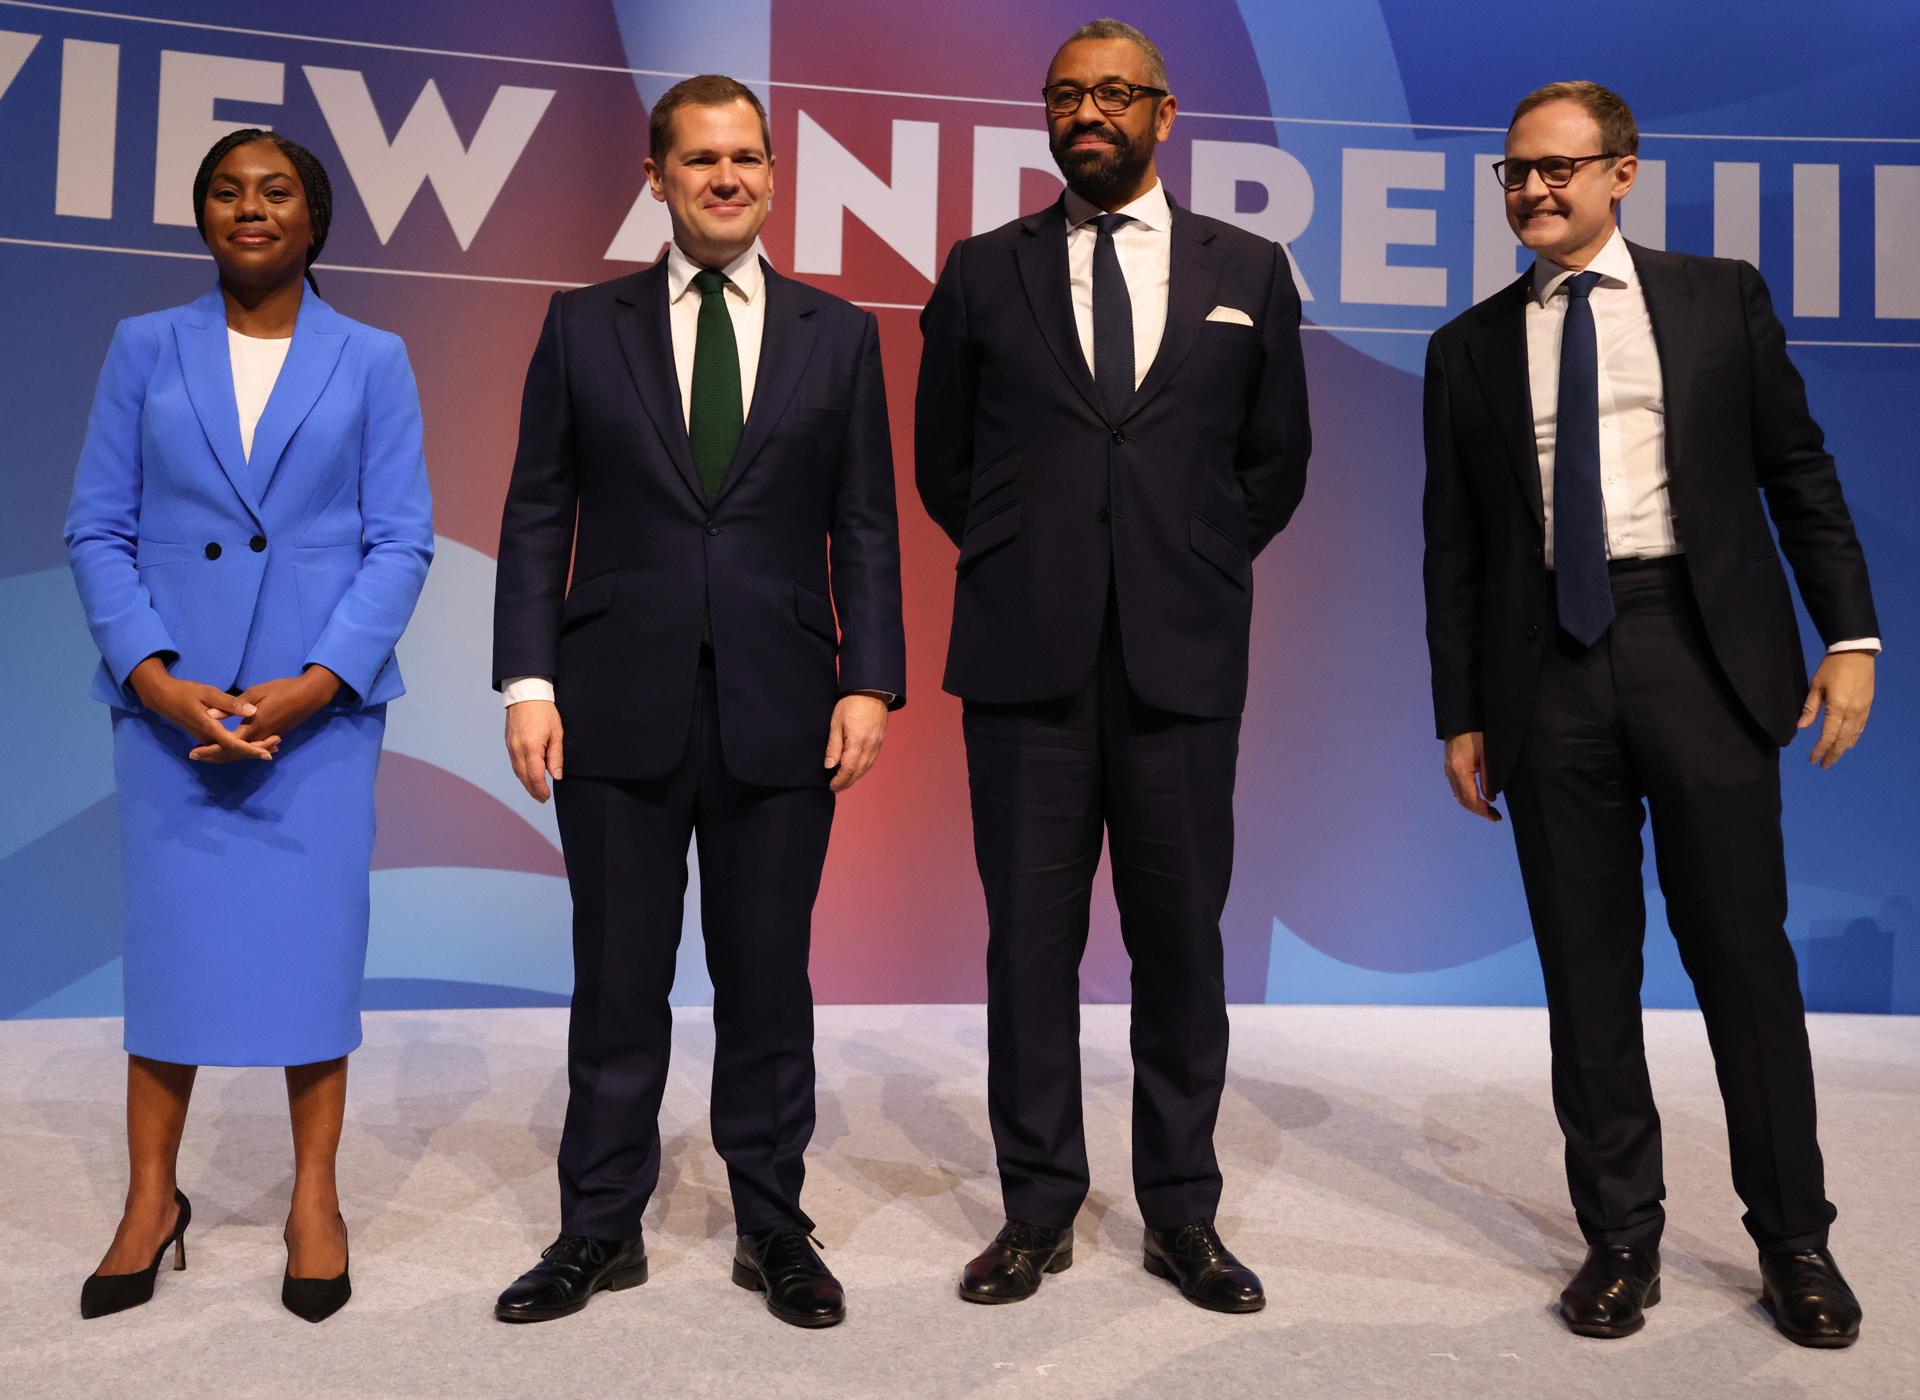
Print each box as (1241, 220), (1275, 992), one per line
(648, 75), (771, 163)
(1509, 81), (1639, 157)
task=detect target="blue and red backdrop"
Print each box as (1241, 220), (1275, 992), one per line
(3, 1), (1914, 1017)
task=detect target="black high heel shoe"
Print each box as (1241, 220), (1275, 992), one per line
(80, 1188), (191, 1319)
(282, 1215), (351, 1323)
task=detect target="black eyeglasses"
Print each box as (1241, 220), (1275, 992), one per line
(1492, 153), (1624, 191)
(1042, 82), (1169, 116)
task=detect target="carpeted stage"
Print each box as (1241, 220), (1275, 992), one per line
(2, 1005), (1914, 1398)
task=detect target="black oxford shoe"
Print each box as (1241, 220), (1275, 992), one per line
(732, 1229), (845, 1328)
(1760, 1247), (1861, 1348)
(1143, 1222), (1265, 1313)
(959, 1221), (1073, 1304)
(494, 1233), (647, 1323)
(1559, 1244), (1660, 1338)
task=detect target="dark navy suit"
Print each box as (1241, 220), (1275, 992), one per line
(494, 257), (905, 1236)
(916, 195), (1309, 1230)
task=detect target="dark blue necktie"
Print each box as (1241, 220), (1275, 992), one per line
(1553, 269), (1614, 646)
(1091, 213), (1134, 425)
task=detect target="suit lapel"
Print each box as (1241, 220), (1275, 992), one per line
(1464, 272), (1544, 530)
(1015, 199), (1104, 422)
(1629, 241), (1694, 500)
(173, 291), (259, 520)
(1125, 201), (1220, 421)
(613, 261), (707, 507)
(714, 261), (815, 506)
(246, 293), (345, 500)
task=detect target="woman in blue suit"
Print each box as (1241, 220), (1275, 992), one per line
(64, 129), (432, 1323)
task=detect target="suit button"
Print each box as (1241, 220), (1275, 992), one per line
(1111, 430), (1127, 445)
(1526, 623), (1541, 639)
(204, 542), (221, 560)
(1097, 507), (1111, 523)
(706, 522), (721, 536)
(249, 535), (266, 552)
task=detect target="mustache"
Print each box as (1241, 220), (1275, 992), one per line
(1057, 123), (1122, 149)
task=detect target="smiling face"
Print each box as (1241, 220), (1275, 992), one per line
(1504, 100), (1636, 269)
(201, 141), (313, 290)
(1044, 37), (1175, 210)
(645, 98), (773, 268)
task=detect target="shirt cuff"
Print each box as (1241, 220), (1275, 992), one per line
(1826, 638), (1881, 656)
(502, 676), (556, 707)
(846, 689), (896, 704)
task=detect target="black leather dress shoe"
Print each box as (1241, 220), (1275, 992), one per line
(1143, 1222), (1265, 1313)
(732, 1229), (845, 1328)
(494, 1234), (648, 1323)
(1760, 1247), (1861, 1348)
(959, 1221), (1073, 1304)
(1559, 1244), (1660, 1338)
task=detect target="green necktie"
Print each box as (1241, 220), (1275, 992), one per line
(687, 268), (742, 504)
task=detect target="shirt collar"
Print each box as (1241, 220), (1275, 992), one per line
(1064, 178), (1172, 234)
(1531, 224), (1634, 305)
(666, 239), (765, 305)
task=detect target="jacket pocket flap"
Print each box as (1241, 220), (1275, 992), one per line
(794, 582), (839, 642)
(957, 502), (1022, 570)
(1189, 513), (1249, 588)
(561, 572), (617, 626)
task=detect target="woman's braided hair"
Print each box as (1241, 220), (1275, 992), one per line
(192, 128), (334, 294)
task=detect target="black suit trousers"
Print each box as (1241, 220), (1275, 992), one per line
(1503, 559), (1834, 1253)
(551, 660), (833, 1239)
(962, 603), (1239, 1232)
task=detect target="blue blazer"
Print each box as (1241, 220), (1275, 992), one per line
(66, 289), (434, 709)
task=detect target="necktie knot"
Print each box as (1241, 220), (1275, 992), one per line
(1564, 269), (1603, 301)
(1092, 212), (1130, 238)
(692, 268), (730, 299)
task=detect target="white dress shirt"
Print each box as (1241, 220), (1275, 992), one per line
(1527, 228), (1877, 654)
(503, 240), (770, 708)
(1063, 179), (1171, 388)
(228, 329), (292, 462)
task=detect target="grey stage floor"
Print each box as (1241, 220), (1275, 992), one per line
(2, 1006), (1915, 1399)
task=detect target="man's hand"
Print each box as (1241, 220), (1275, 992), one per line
(506, 699), (565, 802)
(1443, 730), (1502, 822)
(128, 655), (278, 763)
(824, 694), (888, 793)
(189, 666), (343, 762)
(1800, 651), (1875, 768)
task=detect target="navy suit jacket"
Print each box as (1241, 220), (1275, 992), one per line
(1423, 242), (1880, 795)
(915, 195), (1311, 717)
(491, 258), (907, 788)
(65, 289), (434, 709)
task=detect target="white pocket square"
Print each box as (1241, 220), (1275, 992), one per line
(1205, 305), (1254, 327)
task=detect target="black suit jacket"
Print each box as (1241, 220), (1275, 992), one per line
(1423, 241), (1879, 794)
(914, 195), (1310, 717)
(492, 258), (906, 788)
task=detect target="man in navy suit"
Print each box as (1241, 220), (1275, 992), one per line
(1424, 82), (1877, 1346)
(490, 74), (905, 1330)
(916, 20), (1309, 1313)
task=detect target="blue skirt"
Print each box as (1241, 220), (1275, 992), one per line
(112, 704), (385, 1066)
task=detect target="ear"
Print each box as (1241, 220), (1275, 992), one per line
(1155, 94), (1178, 143)
(1609, 153), (1638, 203)
(644, 156), (666, 203)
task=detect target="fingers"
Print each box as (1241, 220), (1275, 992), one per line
(1811, 702), (1870, 768)
(196, 687), (259, 721)
(1809, 706), (1846, 767)
(504, 711), (557, 803)
(823, 716), (845, 772)
(829, 724), (884, 792)
(1797, 687), (1822, 730)
(1443, 757), (1500, 822)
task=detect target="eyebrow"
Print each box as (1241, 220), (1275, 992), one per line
(1048, 74), (1138, 86)
(678, 147), (767, 159)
